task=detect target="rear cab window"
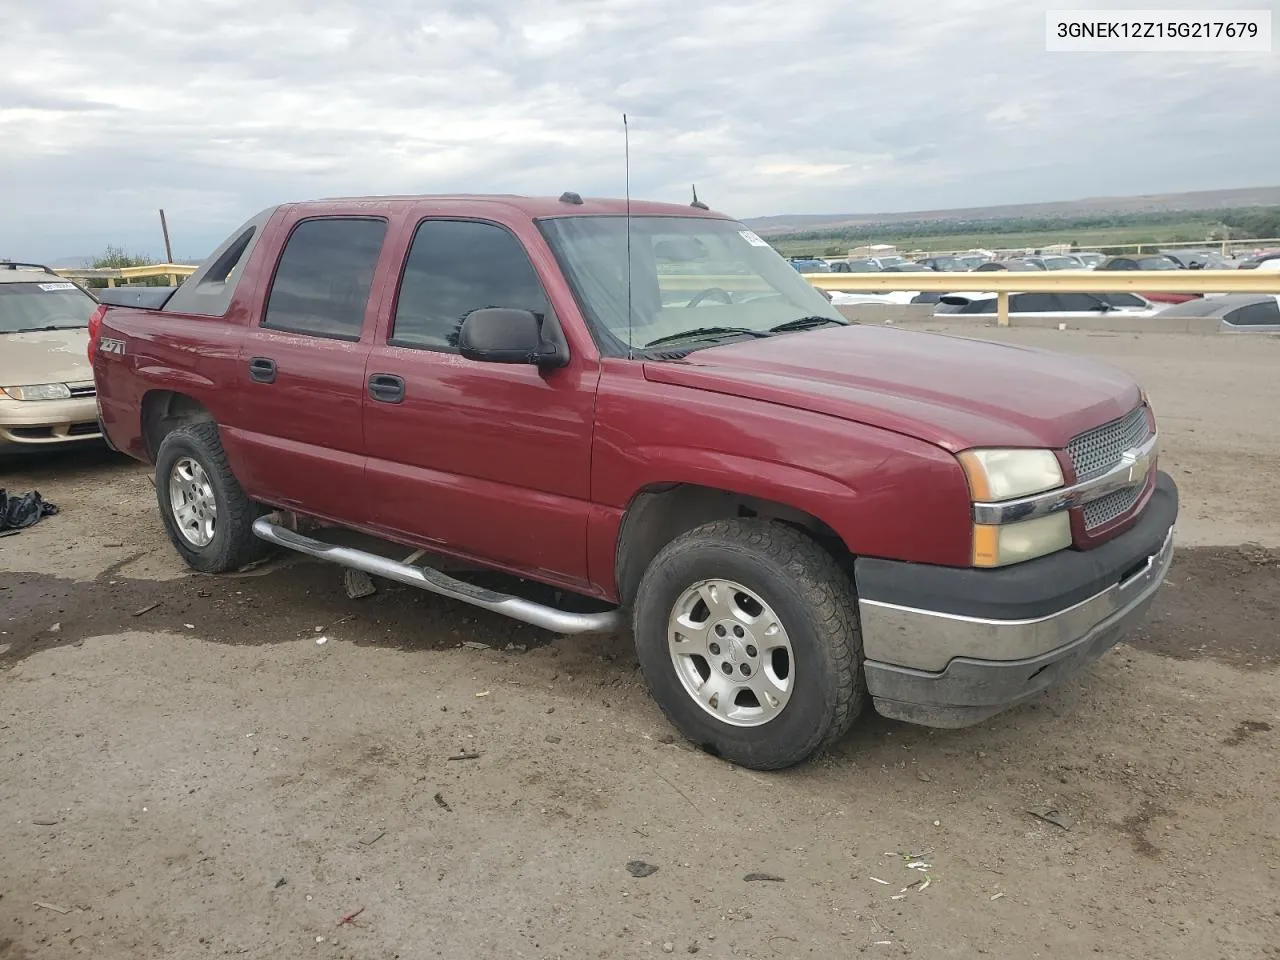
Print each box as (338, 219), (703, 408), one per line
(163, 206), (277, 317)
(262, 218), (388, 340)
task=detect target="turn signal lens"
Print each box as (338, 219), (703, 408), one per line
(972, 514), (1072, 568)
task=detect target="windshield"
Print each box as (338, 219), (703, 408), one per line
(538, 216), (846, 352)
(0, 281), (97, 333)
(1043, 257), (1078, 270)
(1137, 257), (1179, 270)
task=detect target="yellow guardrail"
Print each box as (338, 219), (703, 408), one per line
(805, 269), (1280, 326)
(914, 239), (1280, 258)
(54, 263), (197, 287)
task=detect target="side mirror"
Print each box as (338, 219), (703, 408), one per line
(458, 308), (568, 369)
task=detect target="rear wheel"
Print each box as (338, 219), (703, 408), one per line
(632, 519), (864, 770)
(154, 422), (266, 573)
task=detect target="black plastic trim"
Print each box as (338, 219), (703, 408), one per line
(855, 471), (1178, 621)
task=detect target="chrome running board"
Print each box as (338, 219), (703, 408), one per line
(251, 518), (622, 635)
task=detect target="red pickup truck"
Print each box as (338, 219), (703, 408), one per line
(90, 194), (1177, 770)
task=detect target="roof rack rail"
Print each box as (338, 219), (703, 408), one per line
(0, 261), (58, 275)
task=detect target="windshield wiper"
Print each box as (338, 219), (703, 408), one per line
(768, 316), (847, 333)
(643, 326), (772, 348)
(5, 324), (86, 333)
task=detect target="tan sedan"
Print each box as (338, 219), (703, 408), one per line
(0, 265), (103, 453)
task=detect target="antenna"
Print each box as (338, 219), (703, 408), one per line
(690, 185), (708, 210)
(623, 113), (633, 359)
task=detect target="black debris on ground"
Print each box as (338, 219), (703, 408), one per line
(0, 489), (59, 533)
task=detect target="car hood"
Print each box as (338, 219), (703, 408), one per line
(643, 325), (1141, 451)
(0, 328), (92, 387)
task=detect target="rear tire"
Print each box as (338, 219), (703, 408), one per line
(154, 422), (266, 573)
(632, 519), (864, 770)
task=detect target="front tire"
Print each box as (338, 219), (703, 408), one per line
(632, 519), (864, 770)
(154, 422), (266, 573)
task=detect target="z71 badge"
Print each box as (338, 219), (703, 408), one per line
(99, 337), (127, 355)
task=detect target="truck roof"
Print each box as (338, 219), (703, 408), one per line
(292, 194), (732, 219)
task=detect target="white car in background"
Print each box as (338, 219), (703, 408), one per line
(1, 262), (104, 454)
(827, 289), (922, 306)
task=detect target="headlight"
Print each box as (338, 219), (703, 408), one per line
(1, 383), (73, 401)
(958, 448), (1069, 567)
(957, 448), (1064, 500)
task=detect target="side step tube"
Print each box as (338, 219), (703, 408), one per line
(251, 518), (622, 636)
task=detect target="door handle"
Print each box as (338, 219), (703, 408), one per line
(368, 373), (405, 404)
(248, 357), (276, 384)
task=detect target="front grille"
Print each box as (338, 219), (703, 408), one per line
(1066, 404), (1154, 532)
(1067, 405), (1151, 481)
(68, 421), (101, 436)
(68, 383), (96, 398)
(1083, 485), (1144, 529)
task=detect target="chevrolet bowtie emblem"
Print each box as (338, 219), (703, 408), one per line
(1120, 447), (1151, 485)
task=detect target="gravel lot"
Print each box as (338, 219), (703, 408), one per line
(2, 326), (1278, 960)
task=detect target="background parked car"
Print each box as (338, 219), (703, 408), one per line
(1158, 250), (1238, 270)
(1074, 252), (1105, 268)
(934, 291), (1160, 318)
(0, 262), (104, 454)
(915, 255), (970, 271)
(788, 257), (830, 273)
(1238, 251), (1280, 270)
(1097, 253), (1198, 303)
(1152, 294), (1280, 330)
(973, 258), (1045, 271)
(828, 258), (883, 273)
(1021, 255), (1084, 271)
(1098, 254), (1180, 271)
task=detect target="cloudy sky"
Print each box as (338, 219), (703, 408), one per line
(1, 0), (1276, 262)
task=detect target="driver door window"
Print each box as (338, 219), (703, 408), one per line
(390, 220), (554, 351)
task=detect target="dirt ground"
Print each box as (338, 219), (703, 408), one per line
(1, 327), (1278, 960)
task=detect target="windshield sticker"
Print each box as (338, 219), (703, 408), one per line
(738, 229), (769, 247)
(37, 282), (77, 292)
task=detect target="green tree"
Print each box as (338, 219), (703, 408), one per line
(92, 244), (155, 269)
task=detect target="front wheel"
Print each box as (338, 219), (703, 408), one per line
(632, 519), (864, 770)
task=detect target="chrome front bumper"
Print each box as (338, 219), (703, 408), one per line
(854, 472), (1178, 728)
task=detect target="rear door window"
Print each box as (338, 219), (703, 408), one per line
(262, 218), (387, 340)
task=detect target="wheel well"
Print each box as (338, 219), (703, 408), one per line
(141, 391), (214, 461)
(614, 484), (853, 606)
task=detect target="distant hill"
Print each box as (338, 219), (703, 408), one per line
(743, 186), (1280, 236)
